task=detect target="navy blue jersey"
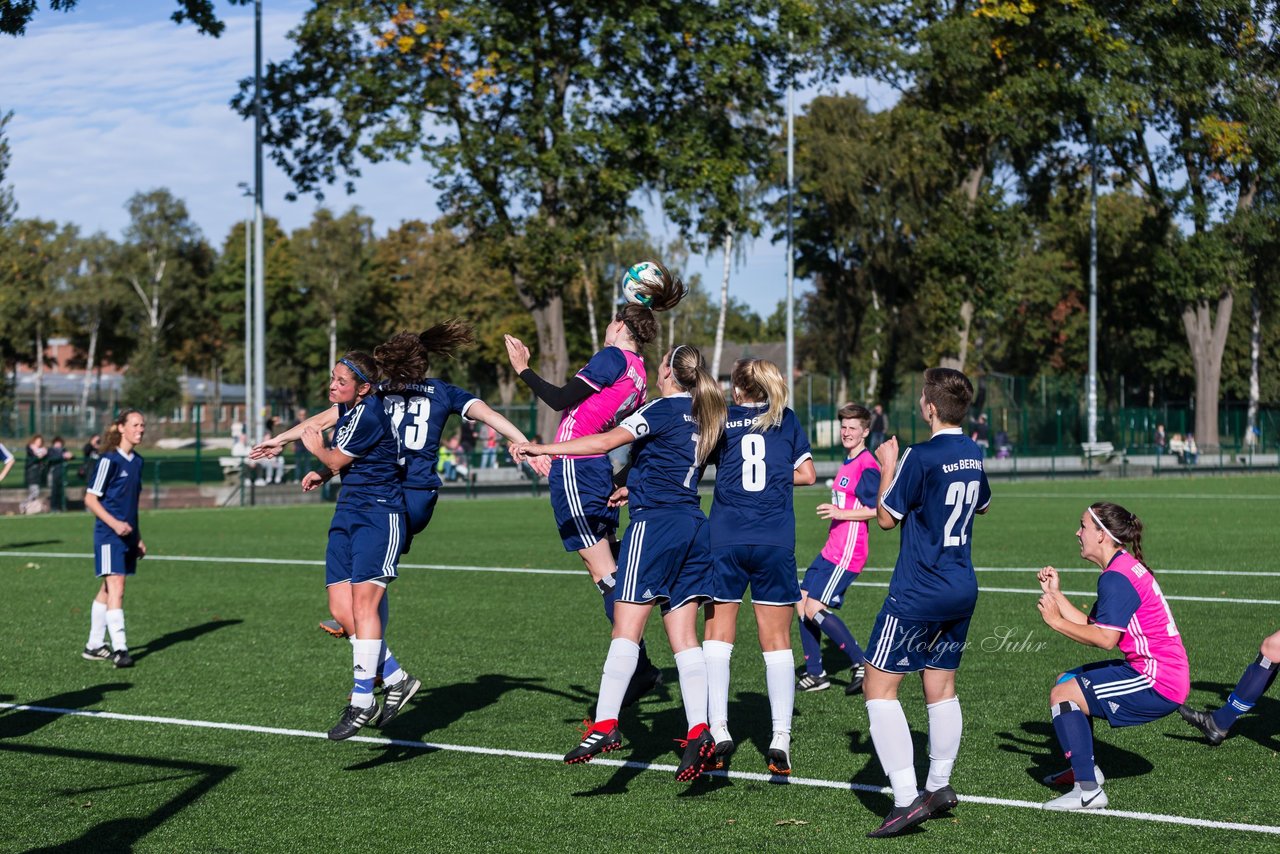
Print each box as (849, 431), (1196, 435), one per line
(880, 428), (991, 620)
(380, 380), (477, 490)
(710, 404), (812, 549)
(0, 442), (11, 464)
(618, 394), (704, 513)
(332, 397), (405, 512)
(86, 449), (144, 535)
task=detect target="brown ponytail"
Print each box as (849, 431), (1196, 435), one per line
(615, 262), (688, 349)
(668, 345), (726, 467)
(375, 320), (475, 389)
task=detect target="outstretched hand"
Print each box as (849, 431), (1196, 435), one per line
(249, 439), (283, 460)
(301, 471), (324, 493)
(504, 334), (531, 373)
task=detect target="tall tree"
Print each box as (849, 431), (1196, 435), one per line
(244, 1), (812, 440)
(60, 231), (131, 428)
(289, 207), (375, 371)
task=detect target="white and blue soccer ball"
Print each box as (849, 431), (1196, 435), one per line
(621, 261), (664, 306)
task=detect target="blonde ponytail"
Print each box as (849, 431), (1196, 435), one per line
(668, 345), (726, 467)
(732, 358), (788, 432)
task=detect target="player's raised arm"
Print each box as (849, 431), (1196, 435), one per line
(251, 407), (337, 459)
(873, 436), (900, 530)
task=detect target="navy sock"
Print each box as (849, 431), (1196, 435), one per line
(813, 609), (865, 667)
(799, 617), (824, 675)
(1051, 701), (1096, 785)
(596, 574), (617, 625)
(1213, 655), (1277, 731)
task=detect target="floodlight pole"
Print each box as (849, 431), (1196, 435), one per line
(1087, 122), (1099, 446)
(785, 36), (796, 409)
(252, 0), (267, 442)
(243, 202), (253, 430)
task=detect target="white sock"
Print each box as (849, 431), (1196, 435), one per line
(769, 730), (791, 755)
(351, 639), (381, 708)
(596, 638), (640, 723)
(87, 601), (108, 649)
(702, 640), (733, 731)
(926, 696), (962, 791)
(673, 646), (709, 732)
(763, 649), (796, 735)
(105, 608), (127, 651)
(867, 698), (918, 807)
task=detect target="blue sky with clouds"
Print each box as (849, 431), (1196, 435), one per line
(2, 1), (891, 316)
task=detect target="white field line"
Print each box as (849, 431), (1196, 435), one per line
(2, 551), (1278, 605)
(1, 702), (1277, 837)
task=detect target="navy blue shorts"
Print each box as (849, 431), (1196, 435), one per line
(800, 555), (860, 609)
(713, 544), (801, 605)
(326, 507), (406, 586)
(94, 532), (141, 577)
(865, 608), (973, 673)
(550, 456), (619, 552)
(402, 488), (439, 554)
(1067, 660), (1181, 728)
(616, 510), (714, 613)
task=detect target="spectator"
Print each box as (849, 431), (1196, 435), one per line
(80, 434), (101, 482)
(23, 434), (47, 513)
(1154, 424), (1166, 455)
(260, 417), (286, 484)
(868, 404), (888, 452)
(480, 423), (499, 468)
(995, 430), (1012, 460)
(292, 407), (312, 483)
(46, 436), (74, 512)
(1184, 434), (1199, 465)
(970, 413), (990, 451)
(1168, 433), (1186, 463)
(458, 419), (477, 472)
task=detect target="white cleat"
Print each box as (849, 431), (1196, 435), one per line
(1044, 783), (1108, 811)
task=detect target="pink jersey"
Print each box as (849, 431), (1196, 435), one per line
(555, 347), (646, 459)
(820, 449), (882, 572)
(1092, 551), (1191, 704)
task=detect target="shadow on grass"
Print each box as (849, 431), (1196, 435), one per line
(839, 720), (933, 836)
(0, 539), (64, 549)
(1, 742), (234, 853)
(996, 719), (1154, 785)
(344, 673), (586, 771)
(0, 684), (132, 740)
(1168, 680), (1280, 752)
(130, 619), (243, 664)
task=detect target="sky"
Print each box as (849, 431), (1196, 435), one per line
(1, 1), (894, 317)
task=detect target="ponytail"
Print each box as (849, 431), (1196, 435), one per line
(374, 320), (474, 390)
(731, 358), (788, 432)
(668, 345), (726, 467)
(615, 262), (688, 350)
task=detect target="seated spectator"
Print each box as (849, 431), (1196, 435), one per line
(1168, 432), (1186, 463)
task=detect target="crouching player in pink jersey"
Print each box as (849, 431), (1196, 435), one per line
(1036, 502), (1190, 810)
(795, 403), (881, 695)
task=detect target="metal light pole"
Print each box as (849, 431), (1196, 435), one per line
(1087, 122), (1099, 446)
(252, 0), (267, 442)
(785, 41), (796, 408)
(242, 192), (253, 432)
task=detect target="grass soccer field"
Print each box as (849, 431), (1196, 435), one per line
(1, 476), (1278, 851)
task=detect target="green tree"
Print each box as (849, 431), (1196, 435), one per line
(289, 207), (376, 371)
(59, 231), (132, 427)
(244, 0), (814, 440)
(1, 1), (251, 37)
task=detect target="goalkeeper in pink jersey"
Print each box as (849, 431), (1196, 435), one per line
(795, 403), (881, 695)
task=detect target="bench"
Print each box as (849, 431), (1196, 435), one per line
(219, 456), (295, 485)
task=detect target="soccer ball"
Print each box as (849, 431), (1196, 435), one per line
(621, 261), (664, 306)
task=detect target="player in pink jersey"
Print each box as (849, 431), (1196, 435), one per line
(505, 262), (686, 711)
(1035, 501), (1190, 811)
(795, 404), (881, 695)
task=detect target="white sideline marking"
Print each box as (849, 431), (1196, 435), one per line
(2, 702), (1277, 836)
(996, 493), (1280, 501)
(2, 551), (1279, 605)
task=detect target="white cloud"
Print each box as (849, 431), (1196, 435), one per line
(1, 3), (817, 315)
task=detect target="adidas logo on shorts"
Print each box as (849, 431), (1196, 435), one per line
(896, 657), (911, 667)
(643, 589), (654, 599)
(1108, 701), (1120, 714)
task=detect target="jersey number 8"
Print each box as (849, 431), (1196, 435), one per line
(740, 434), (767, 493)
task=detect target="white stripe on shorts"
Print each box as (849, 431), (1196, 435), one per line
(622, 521), (645, 601)
(380, 514), (400, 577)
(1094, 675), (1154, 698)
(98, 542), (111, 577)
(872, 614), (898, 670)
(563, 459), (597, 548)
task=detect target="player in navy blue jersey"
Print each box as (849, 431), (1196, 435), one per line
(702, 358), (815, 775)
(255, 322), (539, 643)
(861, 368), (991, 838)
(81, 409), (146, 669)
(1179, 628), (1280, 746)
(296, 350), (416, 740)
(514, 344), (727, 782)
